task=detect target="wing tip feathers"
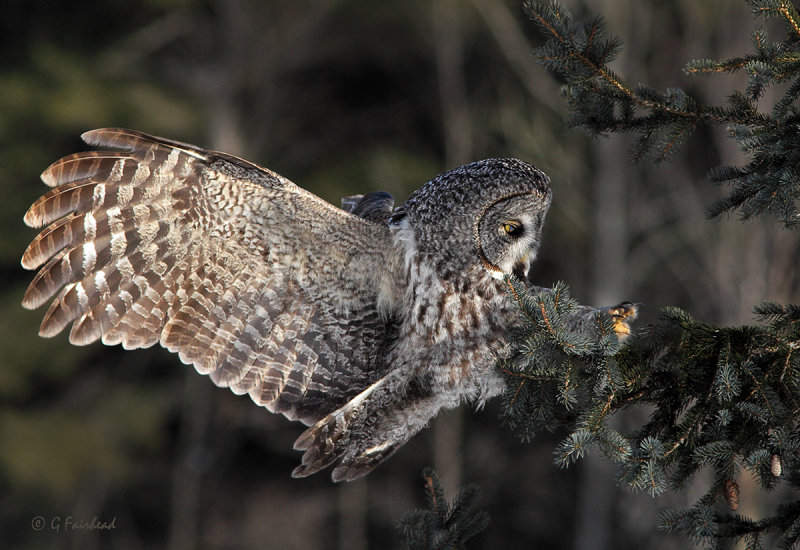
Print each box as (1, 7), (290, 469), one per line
(20, 252), (38, 271)
(40, 168), (58, 188)
(21, 280), (51, 310)
(80, 127), (125, 147)
(23, 206), (44, 229)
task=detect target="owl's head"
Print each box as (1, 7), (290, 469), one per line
(392, 158), (552, 283)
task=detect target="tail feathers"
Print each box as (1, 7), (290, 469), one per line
(291, 410), (350, 478)
(330, 440), (401, 483)
(292, 415), (402, 482)
(291, 374), (405, 482)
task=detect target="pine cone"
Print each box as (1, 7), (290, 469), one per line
(724, 480), (739, 511)
(771, 454), (782, 477)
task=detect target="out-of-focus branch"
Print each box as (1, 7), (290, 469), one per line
(470, 0), (562, 112)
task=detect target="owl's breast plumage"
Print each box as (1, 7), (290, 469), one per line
(386, 242), (510, 402)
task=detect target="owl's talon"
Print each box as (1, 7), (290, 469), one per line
(606, 301), (639, 340)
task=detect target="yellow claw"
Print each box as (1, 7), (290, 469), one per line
(607, 302), (639, 340)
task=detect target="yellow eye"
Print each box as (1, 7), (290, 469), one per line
(502, 221), (522, 236)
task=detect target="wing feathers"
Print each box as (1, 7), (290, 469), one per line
(25, 178), (104, 228)
(207, 277), (269, 388)
(81, 127), (209, 160)
(23, 128), (397, 474)
(40, 153), (131, 188)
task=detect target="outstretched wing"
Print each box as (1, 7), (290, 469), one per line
(21, 128), (395, 425)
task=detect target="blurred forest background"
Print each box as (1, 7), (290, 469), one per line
(2, 1), (799, 549)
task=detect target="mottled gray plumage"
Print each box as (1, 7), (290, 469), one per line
(21, 129), (635, 482)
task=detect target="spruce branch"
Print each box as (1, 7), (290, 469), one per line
(526, 0), (800, 227)
(399, 468), (489, 550)
(748, 0), (800, 38)
(525, 1), (741, 128)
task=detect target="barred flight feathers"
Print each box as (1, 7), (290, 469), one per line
(21, 128), (394, 426)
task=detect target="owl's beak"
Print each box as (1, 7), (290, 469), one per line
(512, 254), (531, 281)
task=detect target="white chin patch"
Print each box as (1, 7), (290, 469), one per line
(488, 268), (505, 280)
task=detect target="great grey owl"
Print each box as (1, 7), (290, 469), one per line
(21, 128), (636, 482)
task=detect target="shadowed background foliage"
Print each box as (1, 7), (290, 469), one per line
(2, 1), (798, 549)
